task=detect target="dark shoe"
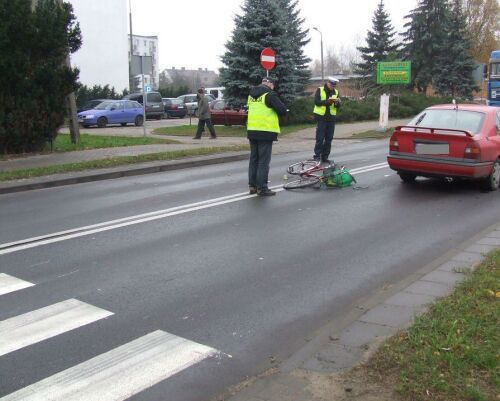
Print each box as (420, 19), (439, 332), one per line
(210, 136), (217, 139)
(312, 156), (320, 161)
(257, 189), (276, 197)
(249, 186), (257, 195)
(192, 137), (201, 140)
(321, 158), (332, 164)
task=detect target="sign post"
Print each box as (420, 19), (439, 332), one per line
(260, 47), (276, 77)
(376, 61), (411, 130)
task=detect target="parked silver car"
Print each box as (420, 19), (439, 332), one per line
(177, 93), (215, 115)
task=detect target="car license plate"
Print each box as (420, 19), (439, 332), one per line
(415, 143), (449, 155)
(178, 106), (184, 109)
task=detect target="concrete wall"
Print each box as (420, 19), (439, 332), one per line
(69, 0), (129, 92)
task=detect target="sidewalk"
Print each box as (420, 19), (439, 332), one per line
(0, 119), (408, 194)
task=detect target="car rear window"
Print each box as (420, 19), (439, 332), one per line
(147, 93), (162, 103)
(409, 109), (485, 134)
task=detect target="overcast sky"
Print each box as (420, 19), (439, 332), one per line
(129, 0), (418, 72)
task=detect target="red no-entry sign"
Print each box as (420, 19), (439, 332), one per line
(260, 48), (276, 70)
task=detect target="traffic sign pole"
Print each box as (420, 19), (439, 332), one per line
(141, 56), (146, 137)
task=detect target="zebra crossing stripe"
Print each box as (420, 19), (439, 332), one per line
(0, 274), (34, 296)
(0, 298), (113, 357)
(0, 330), (218, 401)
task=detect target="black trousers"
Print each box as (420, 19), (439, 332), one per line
(313, 119), (336, 160)
(248, 139), (273, 190)
(195, 119), (216, 138)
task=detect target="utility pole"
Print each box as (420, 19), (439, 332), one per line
(313, 27), (324, 81)
(129, 0), (134, 91)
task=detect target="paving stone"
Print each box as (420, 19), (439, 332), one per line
(421, 270), (466, 286)
(486, 230), (500, 239)
(358, 304), (418, 328)
(464, 244), (498, 255)
(336, 320), (396, 347)
(437, 259), (472, 272)
(384, 291), (436, 308)
(302, 343), (362, 373)
(451, 251), (483, 264)
(404, 280), (452, 298)
(477, 237), (500, 246)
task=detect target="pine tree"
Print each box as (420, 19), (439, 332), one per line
(354, 0), (400, 84)
(0, 0), (81, 153)
(402, 0), (450, 92)
(219, 0), (310, 106)
(434, 0), (477, 98)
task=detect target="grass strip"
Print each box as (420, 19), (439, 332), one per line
(351, 128), (395, 139)
(48, 133), (180, 152)
(367, 249), (500, 401)
(0, 145), (249, 181)
(153, 123), (314, 137)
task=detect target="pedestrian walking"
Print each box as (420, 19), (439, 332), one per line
(312, 76), (341, 163)
(193, 88), (216, 139)
(247, 77), (287, 196)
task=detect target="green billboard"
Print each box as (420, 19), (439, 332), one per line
(376, 61), (411, 84)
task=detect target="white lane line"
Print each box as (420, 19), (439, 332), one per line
(0, 330), (217, 401)
(0, 162), (388, 256)
(0, 274), (34, 296)
(0, 299), (113, 357)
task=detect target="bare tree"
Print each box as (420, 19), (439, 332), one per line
(462, 0), (500, 62)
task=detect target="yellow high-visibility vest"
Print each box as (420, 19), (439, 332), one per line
(247, 93), (280, 134)
(313, 87), (339, 116)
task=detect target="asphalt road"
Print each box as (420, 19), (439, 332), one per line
(1, 140), (499, 401)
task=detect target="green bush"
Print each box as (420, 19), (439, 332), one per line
(76, 85), (126, 108)
(280, 91), (455, 127)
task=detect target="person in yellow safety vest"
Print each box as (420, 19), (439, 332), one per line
(247, 77), (287, 196)
(312, 76), (341, 164)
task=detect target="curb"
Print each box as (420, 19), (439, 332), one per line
(0, 151), (248, 195)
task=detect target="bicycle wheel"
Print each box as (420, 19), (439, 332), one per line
(284, 176), (321, 189)
(287, 160), (319, 175)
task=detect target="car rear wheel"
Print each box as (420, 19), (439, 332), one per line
(134, 115), (144, 126)
(97, 117), (107, 128)
(398, 172), (416, 183)
(120, 123), (127, 127)
(482, 159), (500, 191)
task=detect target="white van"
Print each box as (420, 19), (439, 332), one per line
(205, 87), (225, 100)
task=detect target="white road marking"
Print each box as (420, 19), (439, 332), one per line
(0, 274), (34, 296)
(0, 162), (388, 256)
(0, 299), (113, 357)
(0, 330), (217, 401)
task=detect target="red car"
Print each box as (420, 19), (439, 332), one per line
(387, 104), (500, 191)
(210, 100), (247, 126)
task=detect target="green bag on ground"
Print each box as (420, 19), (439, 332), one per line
(323, 166), (355, 187)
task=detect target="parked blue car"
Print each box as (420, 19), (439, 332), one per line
(77, 100), (144, 128)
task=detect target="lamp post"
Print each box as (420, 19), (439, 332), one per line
(312, 27), (324, 81)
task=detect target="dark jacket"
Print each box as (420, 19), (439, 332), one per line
(313, 84), (340, 122)
(247, 84), (287, 142)
(196, 94), (210, 120)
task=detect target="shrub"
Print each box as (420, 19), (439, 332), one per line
(0, 0), (82, 154)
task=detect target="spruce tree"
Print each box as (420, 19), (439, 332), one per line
(402, 0), (450, 92)
(219, 0), (310, 106)
(354, 0), (400, 84)
(0, 0), (81, 154)
(434, 0), (477, 98)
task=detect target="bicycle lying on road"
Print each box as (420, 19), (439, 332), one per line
(284, 159), (356, 190)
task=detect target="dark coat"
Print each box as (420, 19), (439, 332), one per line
(247, 84), (287, 142)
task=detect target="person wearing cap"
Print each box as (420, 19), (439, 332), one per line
(247, 77), (287, 196)
(312, 76), (341, 163)
(193, 88), (216, 139)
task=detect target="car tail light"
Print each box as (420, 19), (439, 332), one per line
(389, 138), (399, 151)
(464, 143), (481, 160)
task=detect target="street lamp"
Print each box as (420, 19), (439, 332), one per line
(312, 27), (324, 81)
